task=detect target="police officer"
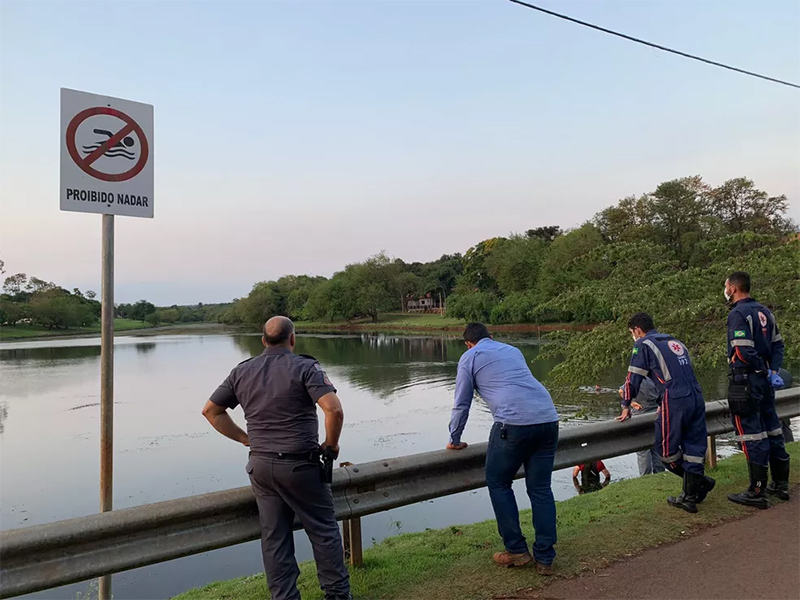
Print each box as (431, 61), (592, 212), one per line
(617, 312), (715, 513)
(202, 316), (351, 600)
(724, 271), (790, 508)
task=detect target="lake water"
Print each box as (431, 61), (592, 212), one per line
(0, 333), (791, 599)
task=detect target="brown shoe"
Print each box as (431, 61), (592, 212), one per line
(536, 562), (554, 576)
(493, 551), (533, 568)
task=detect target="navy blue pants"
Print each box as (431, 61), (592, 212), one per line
(731, 374), (789, 467)
(654, 391), (707, 475)
(485, 421), (559, 565)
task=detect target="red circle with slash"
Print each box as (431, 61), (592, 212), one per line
(66, 107), (149, 182)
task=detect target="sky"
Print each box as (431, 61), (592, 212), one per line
(1, 0), (798, 305)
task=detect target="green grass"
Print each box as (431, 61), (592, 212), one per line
(0, 318), (149, 340)
(174, 443), (799, 600)
(294, 313), (467, 334)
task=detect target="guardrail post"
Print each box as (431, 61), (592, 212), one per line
(339, 461), (363, 567)
(342, 515), (363, 567)
(706, 434), (717, 469)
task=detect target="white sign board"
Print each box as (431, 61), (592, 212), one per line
(60, 88), (154, 218)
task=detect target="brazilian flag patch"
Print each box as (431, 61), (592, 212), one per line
(632, 347), (639, 354)
(734, 330), (746, 338)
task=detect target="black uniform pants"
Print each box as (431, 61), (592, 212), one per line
(246, 454), (350, 600)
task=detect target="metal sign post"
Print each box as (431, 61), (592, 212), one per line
(98, 214), (114, 600)
(60, 88), (153, 600)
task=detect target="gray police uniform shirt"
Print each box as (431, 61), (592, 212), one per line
(633, 376), (660, 413)
(209, 347), (336, 454)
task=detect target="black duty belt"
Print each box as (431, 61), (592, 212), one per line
(730, 367), (768, 376)
(252, 450), (320, 461)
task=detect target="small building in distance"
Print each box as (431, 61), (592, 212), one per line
(406, 293), (442, 313)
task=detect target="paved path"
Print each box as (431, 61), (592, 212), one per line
(518, 498), (799, 600)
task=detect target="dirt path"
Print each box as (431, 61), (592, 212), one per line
(510, 498), (799, 600)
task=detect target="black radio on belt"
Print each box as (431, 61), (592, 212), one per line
(500, 424), (508, 440)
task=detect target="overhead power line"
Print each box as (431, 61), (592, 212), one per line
(508, 0), (800, 90)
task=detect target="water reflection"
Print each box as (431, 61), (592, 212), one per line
(135, 343), (156, 355)
(0, 401), (8, 434)
(0, 344), (101, 363)
(232, 334), (563, 404)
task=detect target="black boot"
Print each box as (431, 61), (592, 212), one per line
(696, 475), (716, 504)
(667, 471), (702, 513)
(728, 462), (770, 509)
(766, 456), (790, 501)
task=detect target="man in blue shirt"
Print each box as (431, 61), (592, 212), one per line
(447, 323), (559, 574)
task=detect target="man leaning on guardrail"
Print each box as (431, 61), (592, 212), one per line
(618, 312), (716, 514)
(201, 316), (352, 600)
(446, 323), (560, 575)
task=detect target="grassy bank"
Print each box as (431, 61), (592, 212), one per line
(0, 318), (149, 340)
(0, 321), (243, 342)
(175, 443), (799, 600)
(295, 314), (591, 336)
(1, 314), (587, 342)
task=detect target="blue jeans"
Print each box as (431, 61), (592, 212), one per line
(485, 420), (559, 565)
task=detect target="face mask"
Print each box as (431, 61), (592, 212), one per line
(723, 287), (732, 302)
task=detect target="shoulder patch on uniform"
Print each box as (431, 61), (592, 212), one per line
(734, 330), (746, 338)
(632, 347), (639, 355)
(667, 340), (685, 356)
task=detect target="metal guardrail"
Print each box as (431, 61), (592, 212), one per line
(2, 388), (798, 598)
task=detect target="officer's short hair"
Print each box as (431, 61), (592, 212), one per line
(463, 322), (491, 343)
(263, 318), (294, 345)
(627, 312), (655, 332)
(727, 271), (751, 293)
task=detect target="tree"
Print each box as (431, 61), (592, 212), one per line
(3, 273), (27, 295)
(145, 312), (160, 327)
(593, 195), (657, 244)
(649, 176), (711, 266)
(395, 272), (422, 311)
(446, 291), (495, 322)
(26, 277), (57, 294)
(157, 308), (180, 323)
(348, 253), (400, 322)
(536, 224), (605, 300)
(306, 277), (357, 322)
(29, 293), (95, 329)
(485, 235), (547, 296)
(85, 290), (97, 300)
(709, 178), (793, 236)
(526, 226), (562, 243)
(237, 282), (284, 326)
(0, 300), (27, 326)
(130, 300), (156, 322)
(458, 238), (504, 293)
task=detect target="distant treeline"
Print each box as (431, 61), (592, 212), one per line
(0, 272), (231, 330)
